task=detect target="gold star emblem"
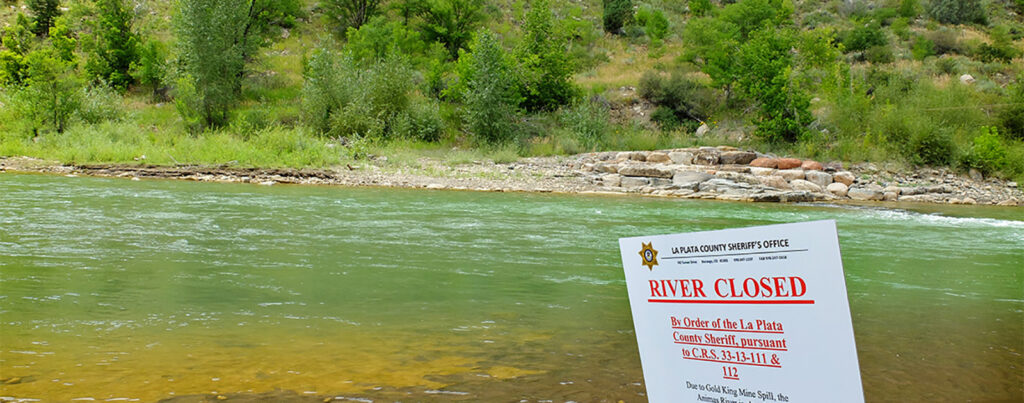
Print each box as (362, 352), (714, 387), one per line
(638, 242), (658, 270)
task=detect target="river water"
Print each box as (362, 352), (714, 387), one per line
(1, 173), (1021, 402)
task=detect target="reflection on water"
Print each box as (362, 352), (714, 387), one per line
(1, 174), (1022, 401)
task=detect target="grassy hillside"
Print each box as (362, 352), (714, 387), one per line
(1, 0), (1023, 180)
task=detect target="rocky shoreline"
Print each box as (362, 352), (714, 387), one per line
(2, 149), (1021, 207)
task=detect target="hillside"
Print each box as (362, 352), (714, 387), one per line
(1, 0), (1023, 181)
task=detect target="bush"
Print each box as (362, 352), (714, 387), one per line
(636, 5), (669, 40)
(999, 78), (1024, 141)
(414, 0), (486, 59)
(975, 26), (1019, 64)
(559, 97), (609, 149)
(907, 128), (955, 166)
(638, 69), (717, 131)
(345, 16), (428, 64)
(898, 0), (919, 17)
(689, 0), (714, 16)
(603, 0), (633, 34)
(841, 21), (887, 53)
(737, 27), (812, 143)
(911, 36), (936, 60)
(77, 85), (124, 124)
(323, 0), (383, 36)
(926, 0), (986, 25)
(865, 45), (894, 63)
(925, 28), (961, 55)
(131, 39), (167, 100)
(85, 0), (140, 91)
(963, 127), (1008, 175)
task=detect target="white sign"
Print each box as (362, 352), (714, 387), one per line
(619, 220), (863, 403)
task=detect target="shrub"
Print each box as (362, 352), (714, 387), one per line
(77, 85), (124, 124)
(865, 45), (894, 63)
(10, 45), (81, 135)
(345, 16), (428, 64)
(841, 21), (887, 53)
(898, 0), (919, 17)
(999, 79), (1024, 141)
(689, 0), (713, 16)
(559, 97), (609, 149)
(911, 36), (936, 60)
(925, 28), (961, 55)
(926, 0), (986, 25)
(737, 27), (811, 143)
(963, 127), (1008, 175)
(975, 26), (1019, 63)
(130, 39), (167, 101)
(638, 69), (717, 131)
(908, 128), (955, 166)
(602, 0), (633, 34)
(635, 5), (669, 40)
(415, 0), (486, 60)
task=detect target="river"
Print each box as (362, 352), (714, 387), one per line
(1, 173), (1021, 401)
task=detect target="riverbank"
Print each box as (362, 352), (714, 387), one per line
(2, 147), (1021, 206)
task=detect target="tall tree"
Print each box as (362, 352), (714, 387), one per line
(323, 0), (382, 37)
(27, 0), (61, 37)
(173, 0), (299, 128)
(516, 0), (577, 111)
(86, 0), (141, 90)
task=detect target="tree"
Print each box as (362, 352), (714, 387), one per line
(602, 0), (632, 34)
(27, 0), (61, 37)
(11, 44), (81, 135)
(516, 0), (577, 111)
(736, 27), (811, 143)
(131, 39), (167, 100)
(323, 0), (382, 37)
(0, 14), (35, 85)
(415, 0), (485, 60)
(86, 0), (140, 90)
(461, 31), (521, 143)
(173, 0), (300, 129)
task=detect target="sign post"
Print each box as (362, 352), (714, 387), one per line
(619, 220), (864, 402)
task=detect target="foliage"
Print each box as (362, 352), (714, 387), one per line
(717, 0), (788, 40)
(323, 0), (383, 36)
(898, 0), (919, 17)
(736, 27), (811, 143)
(0, 14), (35, 85)
(911, 36), (936, 60)
(9, 45), (82, 135)
(635, 5), (669, 40)
(85, 0), (140, 90)
(414, 0), (486, 60)
(602, 0), (633, 34)
(345, 16), (429, 63)
(975, 26), (1019, 63)
(907, 126), (955, 166)
(841, 21), (887, 53)
(27, 0), (61, 37)
(926, 0), (986, 25)
(962, 127), (1008, 174)
(174, 0), (300, 129)
(558, 97), (609, 149)
(77, 84), (125, 124)
(638, 69), (717, 131)
(462, 31), (522, 144)
(130, 39), (167, 100)
(516, 0), (578, 112)
(689, 0), (714, 17)
(999, 79), (1024, 141)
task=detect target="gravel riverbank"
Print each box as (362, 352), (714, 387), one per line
(2, 148), (1021, 206)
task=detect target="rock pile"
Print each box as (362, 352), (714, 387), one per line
(577, 147), (1022, 205)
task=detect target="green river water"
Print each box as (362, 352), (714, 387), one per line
(1, 173), (1022, 402)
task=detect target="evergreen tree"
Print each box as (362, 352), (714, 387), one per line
(602, 0), (632, 34)
(27, 0), (61, 37)
(86, 0), (141, 90)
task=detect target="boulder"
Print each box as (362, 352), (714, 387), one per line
(750, 167), (775, 176)
(616, 151), (646, 162)
(759, 175), (791, 190)
(693, 149), (721, 165)
(801, 160), (824, 171)
(646, 152), (671, 163)
(959, 74), (975, 85)
(601, 174), (621, 187)
(804, 170), (833, 188)
(651, 177), (673, 187)
(789, 179), (823, 193)
(826, 182), (849, 197)
(883, 192), (898, 201)
(883, 186), (901, 195)
(848, 186), (884, 201)
(778, 169), (805, 181)
(696, 123), (710, 136)
(776, 158), (802, 170)
(618, 164), (674, 178)
(669, 151), (695, 165)
(750, 158), (779, 168)
(620, 176), (650, 189)
(779, 191), (819, 203)
(833, 171), (855, 186)
(823, 162), (843, 172)
(719, 151), (757, 165)
(673, 171), (714, 189)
